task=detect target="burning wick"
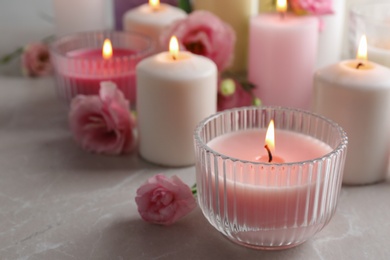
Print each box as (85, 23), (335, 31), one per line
(356, 35), (368, 70)
(169, 36), (179, 61)
(264, 144), (273, 163)
(356, 62), (364, 69)
(277, 0), (287, 20)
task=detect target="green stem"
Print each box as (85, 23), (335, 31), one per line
(191, 183), (197, 196)
(0, 47), (23, 65)
(0, 35), (54, 65)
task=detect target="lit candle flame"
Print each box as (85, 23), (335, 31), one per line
(102, 38), (113, 60)
(276, 0), (288, 14)
(149, 0), (160, 10)
(169, 36), (179, 60)
(357, 35), (368, 61)
(265, 120), (275, 154)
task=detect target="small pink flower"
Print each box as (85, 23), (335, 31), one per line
(161, 11), (236, 72)
(21, 43), (52, 77)
(69, 81), (136, 155)
(135, 174), (197, 226)
(290, 0), (334, 15)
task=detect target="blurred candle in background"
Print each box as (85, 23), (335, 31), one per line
(193, 0), (258, 73)
(349, 2), (390, 68)
(248, 0), (318, 109)
(53, 0), (107, 35)
(316, 0), (346, 69)
(114, 0), (178, 30)
(259, 0), (274, 13)
(123, 0), (186, 52)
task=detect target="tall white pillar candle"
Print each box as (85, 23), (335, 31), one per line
(248, 11), (318, 109)
(136, 38), (217, 167)
(313, 37), (390, 185)
(53, 0), (106, 35)
(123, 1), (187, 52)
(193, 0), (258, 73)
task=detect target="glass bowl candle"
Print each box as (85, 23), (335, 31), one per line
(194, 107), (348, 250)
(50, 31), (154, 104)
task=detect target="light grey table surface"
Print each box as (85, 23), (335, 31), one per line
(1, 1), (390, 259)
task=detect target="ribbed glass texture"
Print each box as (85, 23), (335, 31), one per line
(194, 107), (348, 250)
(50, 31), (154, 103)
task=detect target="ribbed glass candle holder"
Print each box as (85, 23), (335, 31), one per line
(50, 31), (154, 104)
(194, 107), (348, 250)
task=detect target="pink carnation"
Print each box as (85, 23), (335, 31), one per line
(161, 11), (236, 72)
(69, 81), (136, 155)
(290, 0), (334, 15)
(21, 43), (52, 77)
(135, 174), (197, 226)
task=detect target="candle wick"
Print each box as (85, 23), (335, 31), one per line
(280, 12), (285, 20)
(264, 145), (273, 163)
(356, 62), (364, 69)
(172, 55), (176, 61)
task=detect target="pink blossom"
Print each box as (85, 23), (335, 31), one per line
(290, 0), (334, 15)
(161, 11), (236, 72)
(135, 174), (197, 225)
(21, 43), (52, 77)
(69, 81), (136, 155)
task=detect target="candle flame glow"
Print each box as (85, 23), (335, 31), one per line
(265, 120), (275, 153)
(357, 35), (368, 61)
(149, 0), (160, 10)
(169, 36), (179, 60)
(276, 0), (288, 13)
(102, 39), (113, 60)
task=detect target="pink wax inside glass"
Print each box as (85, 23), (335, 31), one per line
(203, 129), (335, 245)
(55, 48), (138, 104)
(208, 129), (332, 163)
(67, 48), (136, 59)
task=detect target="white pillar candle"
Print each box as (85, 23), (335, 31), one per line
(136, 37), (217, 167)
(52, 0), (107, 35)
(123, 0), (187, 52)
(248, 1), (318, 109)
(193, 0), (258, 73)
(316, 0), (346, 69)
(313, 36), (390, 185)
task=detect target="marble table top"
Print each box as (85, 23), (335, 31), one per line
(1, 1), (390, 259)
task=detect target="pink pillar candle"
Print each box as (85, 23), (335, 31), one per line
(248, 14), (318, 109)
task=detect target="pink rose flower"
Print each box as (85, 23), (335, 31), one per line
(290, 0), (334, 15)
(69, 81), (136, 155)
(161, 11), (236, 72)
(21, 43), (52, 77)
(135, 174), (197, 226)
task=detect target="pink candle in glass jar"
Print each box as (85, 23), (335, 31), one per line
(194, 107), (348, 249)
(51, 31), (154, 104)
